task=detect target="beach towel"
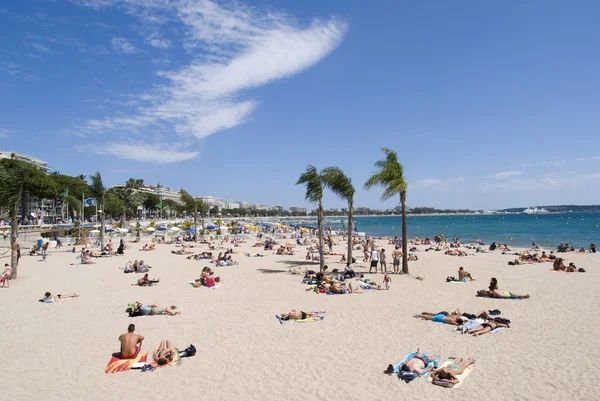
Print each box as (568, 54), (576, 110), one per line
(105, 352), (148, 374)
(393, 352), (440, 378)
(490, 327), (505, 334)
(275, 312), (324, 324)
(428, 360), (473, 388)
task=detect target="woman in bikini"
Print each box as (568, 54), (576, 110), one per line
(154, 340), (176, 366)
(430, 358), (475, 384)
(467, 318), (510, 336)
(279, 310), (321, 321)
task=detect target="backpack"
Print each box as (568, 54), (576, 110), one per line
(398, 371), (418, 383)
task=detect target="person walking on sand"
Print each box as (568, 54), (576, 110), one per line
(379, 248), (387, 273)
(369, 246), (379, 274)
(118, 324), (144, 359)
(383, 273), (391, 290)
(363, 242), (369, 262)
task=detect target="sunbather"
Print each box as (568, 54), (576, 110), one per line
(279, 310), (321, 321)
(153, 340), (176, 366)
(126, 302), (180, 316)
(458, 267), (473, 281)
(117, 324), (144, 359)
(414, 311), (464, 325)
(40, 292), (79, 303)
(477, 289), (530, 299)
(467, 317), (510, 336)
(396, 350), (441, 375)
(430, 358), (475, 385)
(329, 281), (359, 294)
(134, 274), (159, 286)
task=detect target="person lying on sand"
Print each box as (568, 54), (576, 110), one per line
(467, 317), (510, 336)
(329, 281), (360, 294)
(153, 340), (176, 365)
(477, 289), (530, 299)
(127, 302), (180, 317)
(40, 292), (79, 303)
(133, 273), (160, 286)
(430, 358), (475, 385)
(388, 350), (441, 375)
(414, 311), (464, 325)
(279, 310), (322, 321)
(118, 324), (144, 359)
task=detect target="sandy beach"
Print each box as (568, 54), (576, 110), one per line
(1, 235), (599, 401)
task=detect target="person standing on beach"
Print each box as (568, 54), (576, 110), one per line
(118, 324), (144, 359)
(392, 246), (401, 274)
(363, 242), (369, 262)
(379, 248), (387, 273)
(369, 246), (379, 274)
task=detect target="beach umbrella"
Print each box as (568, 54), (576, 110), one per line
(89, 229), (100, 234)
(186, 228), (196, 233)
(157, 227), (167, 231)
(206, 224), (216, 230)
(145, 227), (156, 232)
(106, 228), (115, 233)
(169, 227), (180, 232)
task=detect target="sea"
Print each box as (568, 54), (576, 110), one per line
(286, 212), (600, 249)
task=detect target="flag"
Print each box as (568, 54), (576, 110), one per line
(155, 204), (162, 209)
(84, 198), (97, 207)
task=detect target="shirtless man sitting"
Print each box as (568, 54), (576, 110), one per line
(118, 324), (144, 359)
(458, 267), (473, 281)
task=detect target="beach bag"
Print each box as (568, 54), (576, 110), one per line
(578, 268), (586, 272)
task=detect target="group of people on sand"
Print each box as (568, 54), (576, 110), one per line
(415, 309), (511, 336)
(476, 277), (530, 299)
(126, 302), (180, 317)
(190, 266), (223, 288)
(122, 260), (151, 273)
(552, 257), (584, 272)
(140, 244), (156, 251)
(117, 324), (196, 366)
(384, 350), (475, 387)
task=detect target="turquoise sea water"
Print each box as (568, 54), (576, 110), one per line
(296, 213), (600, 248)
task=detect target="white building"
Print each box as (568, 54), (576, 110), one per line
(224, 200), (240, 209)
(290, 207), (308, 214)
(199, 195), (225, 209)
(0, 150), (50, 172)
(239, 201), (252, 209)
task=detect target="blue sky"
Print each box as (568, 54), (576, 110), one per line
(2, 0), (600, 210)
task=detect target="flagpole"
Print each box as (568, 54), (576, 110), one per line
(65, 188), (68, 222)
(79, 193), (84, 239)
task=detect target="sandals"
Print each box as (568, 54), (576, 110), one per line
(383, 364), (395, 375)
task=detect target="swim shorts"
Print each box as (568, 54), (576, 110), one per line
(432, 314), (446, 323)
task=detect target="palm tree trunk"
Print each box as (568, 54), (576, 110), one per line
(317, 199), (325, 272)
(346, 198), (353, 267)
(10, 204), (19, 279)
(401, 192), (409, 274)
(194, 206), (198, 243)
(100, 200), (105, 251)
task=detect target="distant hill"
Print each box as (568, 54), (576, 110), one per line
(497, 205), (600, 213)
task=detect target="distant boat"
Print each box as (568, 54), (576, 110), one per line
(522, 207), (549, 214)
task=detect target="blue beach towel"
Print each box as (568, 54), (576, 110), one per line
(393, 352), (440, 382)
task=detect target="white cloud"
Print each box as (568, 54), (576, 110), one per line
(0, 128), (14, 138)
(32, 43), (52, 53)
(111, 37), (137, 53)
(576, 157), (586, 161)
(413, 176), (466, 190)
(93, 143), (199, 163)
(151, 58), (171, 65)
(542, 160), (567, 166)
(519, 163), (534, 167)
(146, 31), (171, 48)
(490, 171), (522, 179)
(73, 0), (347, 163)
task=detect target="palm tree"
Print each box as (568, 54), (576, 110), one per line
(365, 147), (409, 274)
(296, 165), (325, 272)
(89, 172), (106, 251)
(180, 189), (200, 242)
(0, 160), (56, 278)
(322, 167), (355, 267)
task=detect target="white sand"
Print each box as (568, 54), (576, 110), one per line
(1, 237), (599, 401)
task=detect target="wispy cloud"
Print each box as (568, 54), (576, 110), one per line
(542, 160), (567, 167)
(519, 163), (534, 167)
(146, 31), (171, 48)
(0, 62), (19, 76)
(32, 43), (52, 53)
(111, 37), (137, 53)
(92, 143), (199, 163)
(73, 0), (347, 163)
(0, 128), (15, 138)
(490, 171), (522, 179)
(413, 177), (466, 190)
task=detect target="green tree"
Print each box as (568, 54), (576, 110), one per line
(296, 165), (325, 272)
(103, 189), (125, 218)
(322, 167), (355, 267)
(89, 172), (106, 251)
(0, 159), (56, 278)
(180, 189), (200, 242)
(365, 147), (409, 274)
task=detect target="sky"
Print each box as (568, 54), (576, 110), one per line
(2, 0), (600, 211)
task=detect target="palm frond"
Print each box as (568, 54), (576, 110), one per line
(321, 166), (355, 200)
(364, 147), (407, 201)
(0, 163), (25, 208)
(296, 165), (323, 203)
(89, 172), (105, 199)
